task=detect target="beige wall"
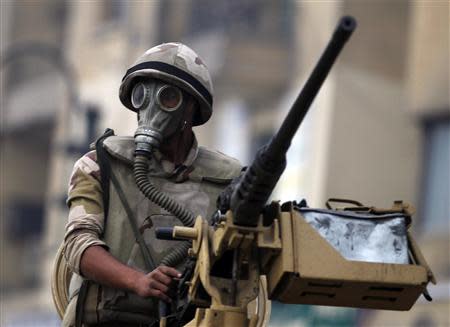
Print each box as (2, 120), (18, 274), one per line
(407, 2), (450, 116)
(325, 67), (421, 206)
(292, 1), (421, 207)
(293, 2), (448, 326)
(292, 2), (341, 205)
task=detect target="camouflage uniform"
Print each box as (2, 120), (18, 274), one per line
(62, 135), (242, 326)
(64, 149), (106, 276)
(61, 41), (232, 326)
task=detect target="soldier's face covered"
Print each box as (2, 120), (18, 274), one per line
(132, 79), (189, 153)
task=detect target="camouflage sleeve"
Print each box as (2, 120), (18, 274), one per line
(63, 150), (108, 275)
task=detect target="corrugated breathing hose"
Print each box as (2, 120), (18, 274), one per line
(134, 154), (195, 267)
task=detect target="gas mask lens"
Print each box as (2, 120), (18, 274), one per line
(131, 83), (148, 109)
(156, 85), (183, 112)
(131, 82), (183, 112)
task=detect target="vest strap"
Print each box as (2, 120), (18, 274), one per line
(96, 128), (115, 225)
(75, 129), (115, 327)
(75, 280), (90, 327)
(110, 168), (156, 271)
(76, 128), (156, 326)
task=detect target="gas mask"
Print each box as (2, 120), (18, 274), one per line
(132, 79), (188, 157)
(131, 79), (197, 267)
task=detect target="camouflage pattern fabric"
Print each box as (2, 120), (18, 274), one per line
(63, 137), (201, 275)
(119, 42), (213, 126)
(62, 134), (242, 326)
(64, 150), (107, 275)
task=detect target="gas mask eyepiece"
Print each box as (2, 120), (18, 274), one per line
(131, 83), (150, 109)
(131, 82), (183, 111)
(156, 85), (183, 112)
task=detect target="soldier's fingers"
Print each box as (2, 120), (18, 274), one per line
(151, 289), (171, 303)
(159, 266), (182, 278)
(152, 270), (172, 285)
(148, 279), (169, 294)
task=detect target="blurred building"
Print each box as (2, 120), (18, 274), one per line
(1, 1), (154, 324)
(1, 3), (71, 324)
(1, 1), (448, 326)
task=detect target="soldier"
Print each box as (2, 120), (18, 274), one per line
(62, 43), (242, 327)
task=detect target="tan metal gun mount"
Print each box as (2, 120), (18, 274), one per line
(173, 209), (281, 327)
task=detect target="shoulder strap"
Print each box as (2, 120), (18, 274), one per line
(95, 128), (115, 225)
(75, 280), (90, 327)
(75, 129), (115, 327)
(109, 168), (156, 271)
(95, 128), (156, 271)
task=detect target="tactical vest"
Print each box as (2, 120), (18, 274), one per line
(63, 136), (241, 326)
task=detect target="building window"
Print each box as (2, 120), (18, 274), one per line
(420, 116), (450, 235)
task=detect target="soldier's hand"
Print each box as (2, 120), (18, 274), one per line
(133, 265), (181, 302)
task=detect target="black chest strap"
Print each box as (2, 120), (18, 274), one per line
(95, 128), (115, 224)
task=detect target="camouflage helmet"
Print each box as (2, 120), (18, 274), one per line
(119, 42), (213, 126)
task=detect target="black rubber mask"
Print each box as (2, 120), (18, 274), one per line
(132, 80), (186, 156)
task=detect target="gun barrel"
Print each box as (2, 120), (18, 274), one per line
(231, 16), (357, 226)
(268, 16), (356, 157)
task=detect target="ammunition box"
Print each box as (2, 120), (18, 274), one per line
(267, 210), (435, 310)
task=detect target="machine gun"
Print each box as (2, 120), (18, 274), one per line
(226, 16), (356, 227)
(157, 15), (435, 327)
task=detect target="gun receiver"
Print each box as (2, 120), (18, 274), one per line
(230, 16), (356, 226)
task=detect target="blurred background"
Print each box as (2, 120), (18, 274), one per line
(1, 1), (448, 326)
